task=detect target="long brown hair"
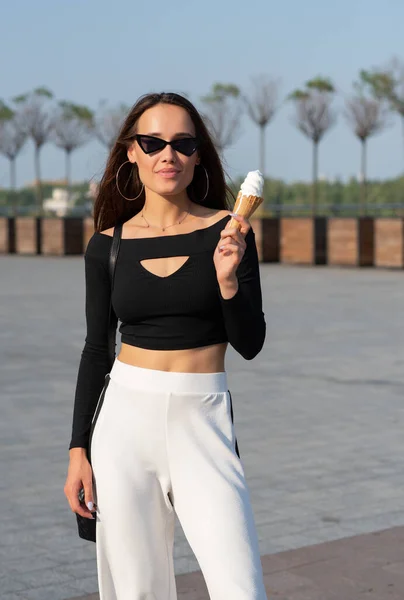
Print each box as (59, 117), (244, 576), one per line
(93, 92), (235, 232)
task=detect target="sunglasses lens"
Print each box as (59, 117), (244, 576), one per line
(171, 138), (198, 156)
(137, 136), (166, 154)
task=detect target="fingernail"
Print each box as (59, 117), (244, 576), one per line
(230, 212), (238, 217)
(87, 501), (94, 511)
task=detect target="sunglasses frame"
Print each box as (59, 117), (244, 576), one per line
(135, 134), (200, 157)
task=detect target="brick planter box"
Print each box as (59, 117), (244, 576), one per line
(314, 217), (327, 265)
(251, 217), (280, 263)
(64, 217), (84, 255)
(41, 218), (64, 255)
(328, 218), (374, 267)
(261, 217), (280, 262)
(358, 217), (374, 266)
(281, 218), (313, 264)
(328, 219), (357, 265)
(0, 217), (8, 253)
(15, 217), (38, 254)
(374, 218), (404, 268)
(280, 217), (326, 265)
(250, 217), (263, 262)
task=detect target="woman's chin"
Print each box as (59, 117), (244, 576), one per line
(155, 184), (185, 197)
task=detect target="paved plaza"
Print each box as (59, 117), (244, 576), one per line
(1, 255), (403, 599)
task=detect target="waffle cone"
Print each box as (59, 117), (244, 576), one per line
(228, 192), (264, 230)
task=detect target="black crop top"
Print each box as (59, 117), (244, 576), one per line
(69, 214), (266, 450)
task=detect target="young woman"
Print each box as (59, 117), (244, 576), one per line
(64, 92), (268, 600)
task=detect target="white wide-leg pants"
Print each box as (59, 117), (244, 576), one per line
(90, 357), (268, 600)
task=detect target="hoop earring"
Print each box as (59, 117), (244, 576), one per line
(116, 160), (144, 201)
(199, 164), (209, 202)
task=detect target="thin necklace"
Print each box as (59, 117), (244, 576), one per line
(141, 202), (192, 232)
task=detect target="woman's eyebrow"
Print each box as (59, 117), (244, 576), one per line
(145, 132), (195, 138)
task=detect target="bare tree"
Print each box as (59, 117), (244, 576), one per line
(289, 77), (336, 215)
(201, 83), (243, 153)
(52, 101), (94, 201)
(0, 102), (27, 189)
(0, 102), (27, 215)
(361, 58), (404, 169)
(345, 76), (389, 215)
(13, 87), (55, 213)
(95, 101), (130, 150)
(244, 75), (280, 177)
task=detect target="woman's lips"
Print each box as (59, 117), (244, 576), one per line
(157, 170), (180, 179)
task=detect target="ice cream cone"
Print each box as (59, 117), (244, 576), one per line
(228, 191), (264, 230)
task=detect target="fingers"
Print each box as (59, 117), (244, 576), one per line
(219, 227), (247, 253)
(64, 481), (97, 520)
(226, 213), (250, 236)
(218, 239), (246, 258)
(84, 481), (97, 516)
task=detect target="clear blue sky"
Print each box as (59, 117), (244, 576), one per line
(2, 0), (404, 188)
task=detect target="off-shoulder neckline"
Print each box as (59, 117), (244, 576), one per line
(95, 214), (231, 242)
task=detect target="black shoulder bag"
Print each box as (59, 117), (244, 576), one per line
(75, 222), (122, 542)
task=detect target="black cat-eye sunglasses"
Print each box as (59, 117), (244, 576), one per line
(135, 134), (199, 157)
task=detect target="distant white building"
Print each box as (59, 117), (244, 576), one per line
(43, 188), (72, 217)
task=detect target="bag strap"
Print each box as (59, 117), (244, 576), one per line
(107, 222), (122, 368)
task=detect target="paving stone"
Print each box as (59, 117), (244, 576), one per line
(65, 576), (98, 595)
(0, 574), (31, 594)
(13, 583), (84, 600)
(14, 568), (78, 590)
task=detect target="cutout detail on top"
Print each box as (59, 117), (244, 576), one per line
(139, 256), (191, 278)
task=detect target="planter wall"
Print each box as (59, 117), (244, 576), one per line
(0, 217), (8, 253)
(314, 217), (327, 265)
(328, 218), (374, 267)
(374, 218), (404, 268)
(0, 216), (402, 268)
(328, 218), (357, 265)
(358, 217), (374, 267)
(64, 218), (84, 255)
(41, 218), (64, 255)
(15, 217), (37, 254)
(261, 217), (280, 263)
(281, 218), (313, 264)
(280, 217), (327, 265)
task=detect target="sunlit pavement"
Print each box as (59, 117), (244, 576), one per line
(1, 256), (403, 599)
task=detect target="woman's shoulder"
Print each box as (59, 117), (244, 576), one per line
(85, 228), (114, 264)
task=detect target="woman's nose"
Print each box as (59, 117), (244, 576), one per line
(160, 144), (177, 162)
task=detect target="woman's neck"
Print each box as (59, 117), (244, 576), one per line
(141, 190), (194, 228)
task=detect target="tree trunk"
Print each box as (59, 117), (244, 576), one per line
(9, 156), (17, 217)
(259, 125), (265, 177)
(10, 156), (16, 190)
(34, 144), (43, 215)
(65, 149), (71, 205)
(402, 115), (404, 173)
(312, 140), (319, 216)
(360, 138), (367, 216)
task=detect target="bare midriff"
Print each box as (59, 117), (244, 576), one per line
(117, 341), (228, 373)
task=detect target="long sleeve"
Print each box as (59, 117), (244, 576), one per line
(68, 234), (117, 451)
(217, 226), (266, 360)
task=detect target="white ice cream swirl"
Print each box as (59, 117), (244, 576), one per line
(240, 170), (264, 197)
